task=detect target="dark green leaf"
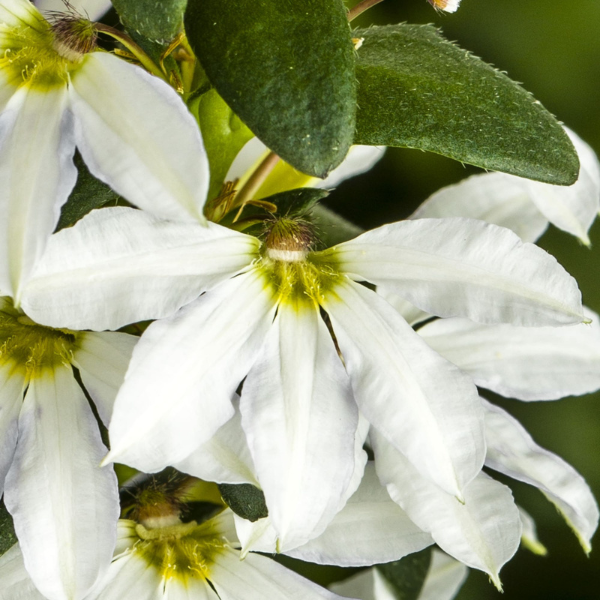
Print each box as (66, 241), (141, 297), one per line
(0, 500), (16, 558)
(263, 188), (330, 217)
(190, 89), (253, 201)
(56, 153), (121, 231)
(218, 483), (268, 522)
(354, 24), (579, 185)
(112, 0), (187, 43)
(311, 204), (363, 247)
(184, 0), (357, 178)
(376, 547), (433, 600)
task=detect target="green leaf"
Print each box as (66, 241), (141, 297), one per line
(190, 89), (253, 201)
(354, 24), (579, 185)
(376, 547), (432, 600)
(56, 153), (122, 232)
(311, 204), (363, 247)
(218, 483), (268, 522)
(112, 0), (187, 43)
(184, 0), (357, 178)
(0, 500), (16, 558)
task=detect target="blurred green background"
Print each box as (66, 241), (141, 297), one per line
(329, 1), (600, 598)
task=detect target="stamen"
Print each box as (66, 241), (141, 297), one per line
(50, 15), (97, 62)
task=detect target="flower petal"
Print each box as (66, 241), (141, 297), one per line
(241, 299), (358, 551)
(0, 360), (25, 495)
(518, 505), (547, 556)
(105, 269), (277, 472)
(287, 463), (433, 567)
(329, 569), (382, 600)
(0, 83), (76, 299)
(410, 172), (549, 243)
(483, 399), (599, 553)
(175, 398), (259, 486)
(4, 365), (119, 600)
(372, 431), (521, 589)
(209, 548), (345, 600)
(331, 217), (583, 326)
(322, 279), (484, 497)
(72, 331), (138, 426)
(315, 146), (386, 190)
(70, 52), (209, 223)
(0, 0), (44, 30)
(418, 309), (600, 401)
(165, 576), (220, 600)
(0, 544), (46, 600)
(23, 207), (258, 330)
(524, 129), (600, 245)
(34, 0), (112, 21)
(417, 550), (468, 600)
(377, 286), (431, 326)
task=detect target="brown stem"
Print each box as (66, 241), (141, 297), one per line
(347, 0), (385, 21)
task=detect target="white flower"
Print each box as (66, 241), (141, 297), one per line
(0, 0), (209, 302)
(34, 0), (112, 22)
(412, 129), (600, 246)
(427, 0), (461, 13)
(330, 550), (468, 600)
(20, 202), (584, 553)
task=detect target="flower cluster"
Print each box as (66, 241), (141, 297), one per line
(0, 1), (598, 600)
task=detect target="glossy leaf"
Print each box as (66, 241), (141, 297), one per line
(354, 24), (579, 185)
(218, 483), (269, 522)
(185, 0), (356, 178)
(376, 548), (433, 600)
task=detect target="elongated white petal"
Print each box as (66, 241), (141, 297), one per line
(524, 130), (600, 245)
(106, 269), (277, 472)
(322, 279), (484, 497)
(70, 53), (209, 223)
(242, 299), (358, 551)
(0, 544), (46, 600)
(418, 310), (600, 401)
(315, 146), (386, 189)
(287, 463), (433, 566)
(329, 569), (383, 600)
(34, 0), (112, 21)
(0, 83), (76, 299)
(410, 172), (549, 243)
(4, 365), (119, 600)
(23, 207), (258, 330)
(417, 550), (468, 600)
(372, 431), (521, 588)
(483, 400), (599, 553)
(377, 287), (431, 326)
(518, 506), (547, 556)
(0, 361), (25, 495)
(165, 577), (220, 600)
(0, 0), (44, 30)
(72, 332), (138, 426)
(209, 548), (345, 600)
(332, 218), (583, 326)
(175, 399), (259, 486)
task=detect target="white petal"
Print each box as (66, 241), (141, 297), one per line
(332, 217), (583, 326)
(377, 287), (431, 326)
(518, 506), (547, 556)
(209, 548), (345, 600)
(175, 398), (259, 486)
(226, 137), (268, 182)
(410, 172), (549, 243)
(372, 431), (521, 589)
(0, 0), (44, 30)
(524, 130), (600, 245)
(4, 365), (119, 600)
(417, 550), (468, 600)
(34, 0), (112, 21)
(105, 269), (277, 472)
(329, 569), (381, 600)
(70, 53), (209, 223)
(241, 299), (358, 551)
(483, 399), (599, 553)
(287, 463), (433, 566)
(0, 83), (76, 299)
(322, 279), (484, 497)
(0, 544), (46, 600)
(419, 311), (600, 401)
(0, 360), (25, 495)
(315, 146), (386, 189)
(165, 576), (219, 600)
(23, 207), (258, 331)
(72, 331), (138, 425)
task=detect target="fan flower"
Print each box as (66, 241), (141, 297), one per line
(0, 0), (209, 302)
(20, 200), (584, 552)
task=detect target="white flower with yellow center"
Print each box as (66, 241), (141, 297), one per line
(0, 0), (209, 302)
(20, 202), (585, 553)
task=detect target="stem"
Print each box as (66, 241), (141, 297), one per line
(347, 0), (385, 21)
(94, 23), (167, 81)
(231, 152), (280, 220)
